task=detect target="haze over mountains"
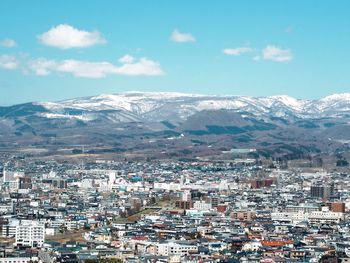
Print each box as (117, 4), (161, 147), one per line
(1, 92), (350, 160)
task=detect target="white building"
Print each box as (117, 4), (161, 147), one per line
(2, 170), (25, 183)
(0, 257), (35, 263)
(271, 211), (308, 224)
(156, 242), (198, 256)
(242, 241), (262, 252)
(2, 170), (24, 192)
(15, 221), (45, 248)
(272, 206), (345, 225)
(309, 207), (345, 224)
(2, 219), (19, 237)
(80, 178), (94, 189)
(193, 201), (212, 211)
(0, 202), (13, 214)
(182, 190), (191, 201)
(154, 182), (181, 191)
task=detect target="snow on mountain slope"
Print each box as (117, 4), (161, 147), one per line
(313, 93), (350, 112)
(34, 92), (350, 122)
(41, 92), (203, 113)
(260, 95), (308, 112)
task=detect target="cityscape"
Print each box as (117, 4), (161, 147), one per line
(1, 152), (350, 262)
(1, 1), (350, 263)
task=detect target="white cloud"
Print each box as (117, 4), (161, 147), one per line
(0, 53), (164, 78)
(0, 55), (19, 70)
(0, 39), (17, 48)
(223, 45), (293, 62)
(28, 58), (58, 76)
(261, 45), (293, 62)
(27, 55), (164, 78)
(118, 54), (135, 64)
(170, 29), (196, 43)
(223, 47), (254, 56)
(115, 58), (164, 76)
(56, 60), (117, 78)
(38, 24), (106, 49)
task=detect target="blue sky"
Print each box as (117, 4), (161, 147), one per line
(0, 0), (350, 105)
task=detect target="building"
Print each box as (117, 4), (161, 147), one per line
(18, 177), (32, 190)
(217, 204), (227, 213)
(2, 171), (25, 192)
(193, 201), (212, 211)
(285, 205), (319, 213)
(175, 201), (192, 210)
(327, 202), (346, 213)
(311, 183), (334, 199)
(181, 190), (191, 202)
(0, 257), (33, 263)
(232, 210), (256, 221)
(2, 220), (18, 237)
(15, 221), (45, 248)
(308, 207), (345, 225)
(155, 242), (198, 256)
(250, 178), (275, 189)
(210, 197), (219, 207)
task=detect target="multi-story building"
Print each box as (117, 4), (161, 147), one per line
(155, 242), (198, 256)
(193, 201), (212, 211)
(308, 207), (345, 225)
(175, 200), (192, 210)
(272, 207), (345, 225)
(15, 221), (45, 248)
(327, 202), (346, 213)
(232, 210), (256, 221)
(2, 220), (18, 237)
(1, 171), (25, 192)
(311, 183), (334, 199)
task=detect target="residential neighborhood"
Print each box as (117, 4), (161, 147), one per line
(1, 158), (350, 262)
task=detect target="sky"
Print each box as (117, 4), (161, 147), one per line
(1, 0), (350, 105)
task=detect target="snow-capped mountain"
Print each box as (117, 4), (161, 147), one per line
(2, 92), (350, 156)
(31, 92), (350, 123)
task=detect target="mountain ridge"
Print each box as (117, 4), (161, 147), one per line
(1, 91), (350, 159)
(29, 92), (350, 121)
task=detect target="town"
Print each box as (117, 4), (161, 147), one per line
(1, 156), (349, 263)
(2, 0), (350, 262)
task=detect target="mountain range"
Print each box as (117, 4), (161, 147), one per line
(12, 92), (350, 121)
(1, 92), (350, 160)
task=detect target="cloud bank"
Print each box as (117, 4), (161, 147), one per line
(0, 54), (165, 78)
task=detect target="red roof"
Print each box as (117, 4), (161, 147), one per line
(132, 236), (148, 241)
(261, 240), (293, 247)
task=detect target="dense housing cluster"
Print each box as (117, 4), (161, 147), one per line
(0, 159), (350, 263)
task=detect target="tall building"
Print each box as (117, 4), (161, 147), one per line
(2, 171), (25, 192)
(210, 197), (219, 207)
(2, 171), (25, 183)
(311, 183), (334, 199)
(19, 177), (32, 190)
(2, 220), (18, 238)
